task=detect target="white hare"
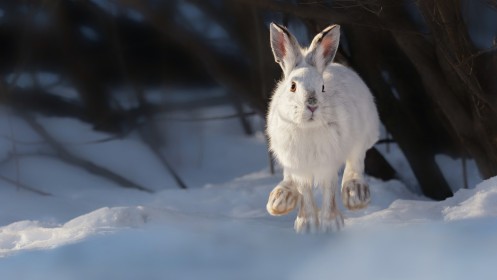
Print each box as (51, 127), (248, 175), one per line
(266, 23), (380, 233)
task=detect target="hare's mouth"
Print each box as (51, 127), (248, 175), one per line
(308, 111), (316, 122)
(305, 105), (318, 122)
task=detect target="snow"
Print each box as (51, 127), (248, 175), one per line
(1, 106), (497, 279)
(443, 177), (497, 221)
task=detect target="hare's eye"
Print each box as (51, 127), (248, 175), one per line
(322, 85), (325, 92)
(290, 82), (297, 92)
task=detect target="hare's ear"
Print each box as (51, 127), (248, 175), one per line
(307, 25), (340, 73)
(270, 23), (302, 76)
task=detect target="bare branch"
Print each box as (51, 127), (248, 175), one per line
(139, 129), (188, 190)
(0, 174), (52, 196)
(19, 113), (154, 193)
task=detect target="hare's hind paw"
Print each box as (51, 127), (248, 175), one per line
(342, 179), (371, 210)
(294, 215), (319, 234)
(319, 211), (344, 233)
(267, 183), (300, 216)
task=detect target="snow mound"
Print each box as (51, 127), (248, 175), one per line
(0, 206), (148, 256)
(347, 177), (497, 228)
(443, 176), (497, 221)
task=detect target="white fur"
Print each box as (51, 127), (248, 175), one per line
(266, 23), (380, 233)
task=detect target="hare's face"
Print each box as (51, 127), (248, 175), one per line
(279, 67), (327, 126)
(270, 23), (340, 127)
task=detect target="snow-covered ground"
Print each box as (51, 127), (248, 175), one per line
(0, 105), (496, 280)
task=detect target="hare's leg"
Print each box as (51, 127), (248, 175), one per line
(341, 148), (371, 210)
(267, 171), (301, 216)
(294, 178), (319, 233)
(319, 174), (344, 232)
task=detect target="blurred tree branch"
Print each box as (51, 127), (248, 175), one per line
(19, 112), (153, 193)
(0, 174), (52, 196)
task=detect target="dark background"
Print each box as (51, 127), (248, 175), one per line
(1, 0), (497, 200)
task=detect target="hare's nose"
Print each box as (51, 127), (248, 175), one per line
(306, 96), (317, 106)
(307, 105), (318, 113)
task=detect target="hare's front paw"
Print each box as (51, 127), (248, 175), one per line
(342, 179), (371, 210)
(319, 211), (344, 233)
(294, 216), (319, 234)
(267, 184), (300, 216)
